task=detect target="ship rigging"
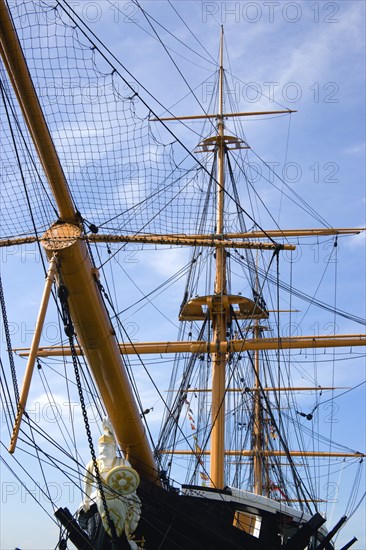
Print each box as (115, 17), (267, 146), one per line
(0, 1), (365, 548)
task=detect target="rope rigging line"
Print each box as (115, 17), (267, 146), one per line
(230, 145), (328, 233)
(93, 273), (215, 484)
(3, 433), (124, 549)
(94, 153), (195, 232)
(280, 409), (363, 455)
(249, 147), (331, 228)
(57, 0), (212, 149)
(0, 76), (50, 268)
(182, 249), (283, 492)
(157, 318), (209, 454)
(0, 357), (17, 434)
(27, 417), (58, 509)
(70, 333), (118, 541)
(230, 311), (314, 512)
(0, 73), (59, 219)
(35, 358), (86, 465)
(132, 0), (217, 138)
(53, 0), (290, 250)
(0, 442), (59, 525)
(112, 253), (193, 311)
(96, 281), (156, 451)
(226, 152), (256, 291)
(326, 238), (339, 518)
(228, 248), (319, 508)
(113, 0), (217, 68)
(1, 1), (204, 242)
(232, 252), (366, 326)
(16, 410), (228, 546)
(166, 0), (217, 65)
(56, 276), (118, 541)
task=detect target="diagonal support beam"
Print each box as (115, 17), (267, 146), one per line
(8, 256), (57, 453)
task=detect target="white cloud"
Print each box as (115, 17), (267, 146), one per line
(343, 142), (366, 156)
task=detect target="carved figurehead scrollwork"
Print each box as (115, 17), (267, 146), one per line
(81, 418), (142, 549)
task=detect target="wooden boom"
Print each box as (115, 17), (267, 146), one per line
(17, 333), (366, 357)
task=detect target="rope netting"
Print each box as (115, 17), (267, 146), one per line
(0, 0), (216, 240)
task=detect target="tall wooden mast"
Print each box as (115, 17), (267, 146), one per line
(252, 253), (271, 496)
(253, 311), (264, 493)
(210, 26), (227, 488)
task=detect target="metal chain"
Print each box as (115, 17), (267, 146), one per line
(57, 281), (118, 541)
(68, 336), (118, 542)
(0, 274), (20, 403)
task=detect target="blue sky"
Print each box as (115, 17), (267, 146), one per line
(0, 1), (365, 548)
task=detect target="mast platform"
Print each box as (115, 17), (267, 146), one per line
(179, 294), (269, 321)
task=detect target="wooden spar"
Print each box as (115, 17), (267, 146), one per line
(0, 227), (364, 249)
(174, 387), (349, 393)
(70, 235), (296, 250)
(8, 256), (57, 453)
(209, 26), (226, 489)
(0, 233), (295, 250)
(0, 0), (158, 483)
(16, 333), (366, 357)
(150, 109), (297, 121)
(159, 450), (365, 458)
(221, 228), (365, 238)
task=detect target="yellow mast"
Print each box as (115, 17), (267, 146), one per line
(0, 0), (158, 483)
(252, 252), (265, 495)
(210, 26), (227, 489)
(252, 320), (264, 494)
